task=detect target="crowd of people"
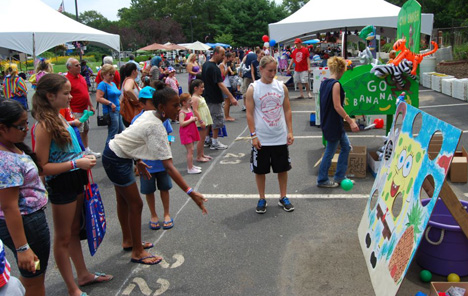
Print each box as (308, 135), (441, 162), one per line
(0, 41), (359, 294)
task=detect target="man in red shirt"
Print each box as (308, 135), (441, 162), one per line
(287, 38), (312, 99)
(65, 58), (101, 158)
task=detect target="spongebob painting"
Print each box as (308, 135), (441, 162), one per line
(358, 102), (461, 296)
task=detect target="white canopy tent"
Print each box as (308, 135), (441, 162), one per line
(0, 0), (120, 58)
(269, 0), (434, 44)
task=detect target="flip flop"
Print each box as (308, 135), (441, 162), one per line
(203, 155), (213, 160)
(130, 255), (162, 265)
(149, 220), (161, 230)
(123, 241), (154, 252)
(79, 272), (114, 287)
(196, 158), (210, 163)
(163, 219), (174, 230)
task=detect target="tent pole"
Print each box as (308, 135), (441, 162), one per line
(32, 33), (36, 71)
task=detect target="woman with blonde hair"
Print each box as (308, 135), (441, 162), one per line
(317, 56), (359, 188)
(2, 65), (28, 110)
(96, 64), (124, 144)
(186, 53), (201, 90)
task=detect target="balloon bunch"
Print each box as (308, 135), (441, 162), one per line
(262, 35), (276, 48)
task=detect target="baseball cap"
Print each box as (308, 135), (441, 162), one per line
(139, 86), (156, 99)
(0, 240), (11, 288)
(294, 38), (302, 44)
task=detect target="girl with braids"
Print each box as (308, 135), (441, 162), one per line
(0, 99), (49, 296)
(32, 74), (112, 296)
(102, 81), (207, 265)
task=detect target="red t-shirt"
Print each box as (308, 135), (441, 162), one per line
(66, 73), (90, 113)
(291, 47), (310, 72)
(95, 69), (121, 89)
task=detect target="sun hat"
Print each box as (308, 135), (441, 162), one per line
(139, 86), (156, 99)
(294, 38), (303, 44)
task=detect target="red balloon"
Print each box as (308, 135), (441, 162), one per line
(373, 118), (384, 129)
(262, 35), (269, 42)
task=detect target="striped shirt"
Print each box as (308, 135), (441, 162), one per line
(2, 75), (27, 98)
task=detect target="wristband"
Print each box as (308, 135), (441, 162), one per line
(251, 136), (258, 140)
(250, 132), (256, 136)
(344, 115), (350, 120)
(70, 161), (74, 170)
(16, 243), (30, 253)
(186, 187), (193, 195)
(72, 160), (77, 170)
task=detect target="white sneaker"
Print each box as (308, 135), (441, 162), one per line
(187, 167), (202, 174)
(241, 105), (246, 111)
(86, 148), (101, 158)
(192, 165), (202, 170)
(210, 141), (228, 150)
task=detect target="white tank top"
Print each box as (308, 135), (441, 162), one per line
(252, 79), (287, 146)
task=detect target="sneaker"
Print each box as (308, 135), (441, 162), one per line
(278, 197), (294, 212)
(86, 148), (101, 158)
(317, 180), (339, 188)
(204, 139), (212, 148)
(256, 199), (267, 214)
(210, 141), (228, 150)
(192, 165), (202, 170)
(241, 105), (246, 111)
(187, 167), (202, 174)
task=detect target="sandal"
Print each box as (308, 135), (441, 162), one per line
(130, 255), (162, 265)
(149, 220), (161, 230)
(163, 219), (174, 230)
(123, 241), (154, 251)
(79, 272), (113, 287)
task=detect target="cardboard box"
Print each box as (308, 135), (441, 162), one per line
(449, 147), (468, 183)
(327, 146), (367, 178)
(429, 282), (468, 296)
(367, 150), (382, 177)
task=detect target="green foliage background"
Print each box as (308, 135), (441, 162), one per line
(57, 0), (467, 52)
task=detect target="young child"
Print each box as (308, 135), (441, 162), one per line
(32, 74), (113, 295)
(165, 67), (179, 94)
(132, 86), (174, 230)
(179, 93), (201, 174)
(190, 79), (213, 163)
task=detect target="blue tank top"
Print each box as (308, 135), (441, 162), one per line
(319, 78), (345, 141)
(46, 125), (84, 181)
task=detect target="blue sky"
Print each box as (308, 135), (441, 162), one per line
(42, 0), (284, 21)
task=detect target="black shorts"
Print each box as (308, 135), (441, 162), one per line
(0, 209), (50, 278)
(250, 144), (291, 174)
(47, 169), (88, 205)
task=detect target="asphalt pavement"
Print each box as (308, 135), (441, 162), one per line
(14, 72), (468, 296)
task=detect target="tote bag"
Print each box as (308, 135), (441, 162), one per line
(84, 171), (106, 256)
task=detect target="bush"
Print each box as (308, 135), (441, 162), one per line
(454, 43), (468, 61)
(136, 55), (151, 62)
(381, 43), (393, 53)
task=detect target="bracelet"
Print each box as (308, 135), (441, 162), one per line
(16, 243), (30, 253)
(344, 115), (350, 120)
(186, 187), (193, 195)
(70, 161), (74, 170)
(72, 160), (77, 170)
(251, 136), (258, 140)
(250, 132), (256, 136)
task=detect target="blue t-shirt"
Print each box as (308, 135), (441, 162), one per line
(319, 78), (345, 141)
(131, 110), (173, 173)
(243, 52), (257, 79)
(97, 82), (122, 114)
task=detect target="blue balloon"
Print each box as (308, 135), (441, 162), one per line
(269, 40), (276, 47)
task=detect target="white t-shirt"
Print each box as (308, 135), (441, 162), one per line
(109, 111), (172, 161)
(251, 79), (287, 146)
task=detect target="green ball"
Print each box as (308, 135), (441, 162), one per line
(341, 179), (354, 191)
(420, 270), (432, 282)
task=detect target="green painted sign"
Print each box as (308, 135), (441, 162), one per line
(341, 65), (419, 115)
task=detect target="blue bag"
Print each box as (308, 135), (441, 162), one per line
(84, 171), (106, 256)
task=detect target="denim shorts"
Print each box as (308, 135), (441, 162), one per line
(102, 145), (135, 187)
(140, 171), (172, 194)
(0, 209), (50, 278)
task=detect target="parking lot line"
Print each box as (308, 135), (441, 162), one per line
(203, 193), (369, 199)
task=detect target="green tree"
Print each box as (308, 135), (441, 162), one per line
(79, 10), (111, 30)
(215, 33), (234, 46)
(282, 0), (309, 14)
